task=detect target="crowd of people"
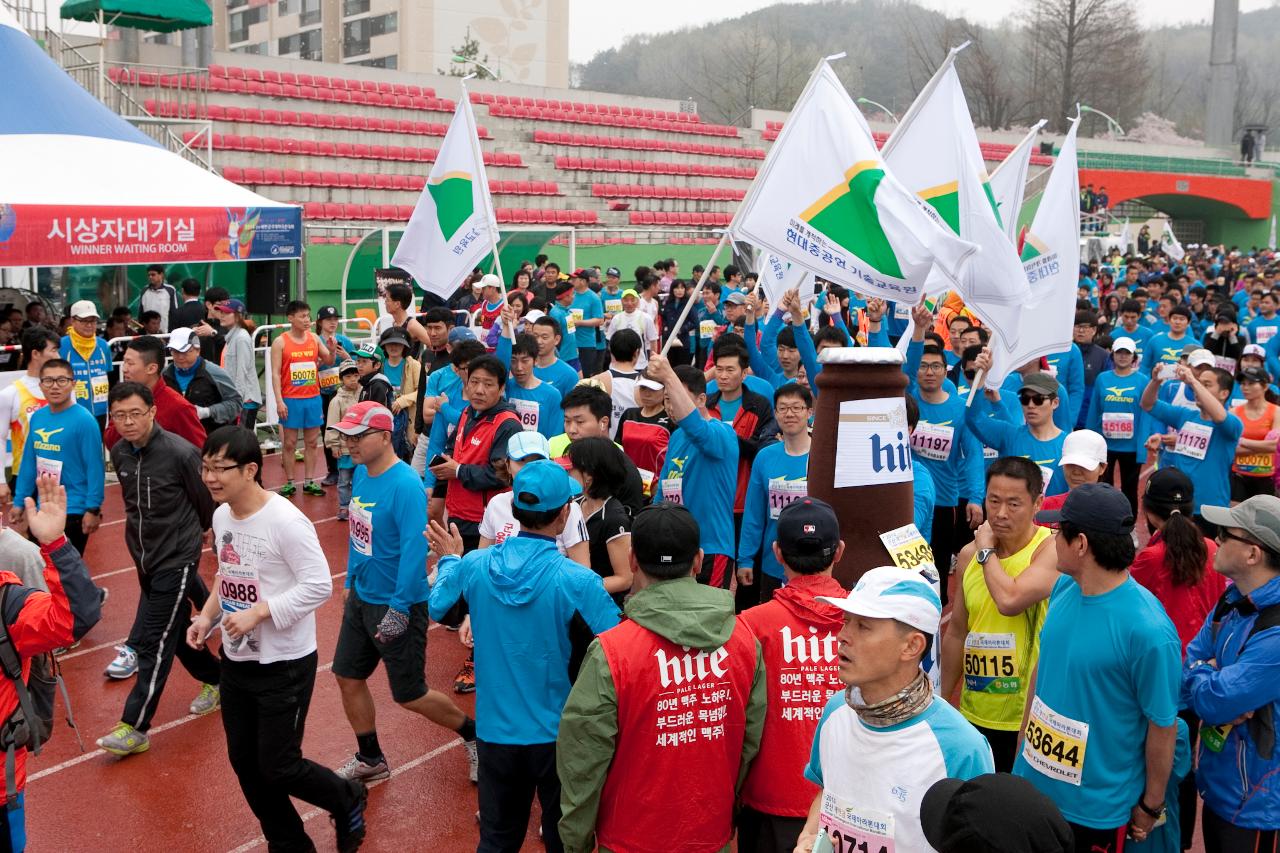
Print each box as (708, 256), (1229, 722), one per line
(0, 244), (1277, 853)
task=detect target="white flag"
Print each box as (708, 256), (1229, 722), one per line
(881, 50), (1032, 350)
(988, 121), (1046, 243)
(758, 252), (814, 310)
(986, 117), (1083, 388)
(731, 61), (976, 305)
(392, 91), (497, 300)
(1120, 217), (1132, 253)
(1271, 215), (1277, 250)
(1165, 223), (1186, 262)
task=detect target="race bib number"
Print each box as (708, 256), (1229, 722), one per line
(1044, 364), (1058, 378)
(512, 397), (540, 432)
(817, 791), (894, 853)
(571, 308), (585, 323)
(1174, 422), (1213, 461)
(1257, 326), (1278, 345)
(879, 524), (935, 570)
(91, 374), (110, 404)
(217, 573), (261, 613)
(910, 422), (954, 461)
(699, 319), (716, 340)
(1100, 412), (1134, 440)
(767, 477), (807, 519)
(893, 303), (910, 321)
(349, 501), (374, 556)
(565, 313), (577, 334)
(319, 365), (340, 391)
(1038, 465), (1055, 496)
(983, 445), (999, 460)
(964, 632), (1019, 694)
(604, 298), (622, 318)
(661, 476), (684, 506)
(1023, 695), (1088, 785)
(290, 360), (318, 387)
(35, 455), (62, 484)
(1215, 356), (1238, 374)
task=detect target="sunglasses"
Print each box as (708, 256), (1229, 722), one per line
(1018, 392), (1055, 407)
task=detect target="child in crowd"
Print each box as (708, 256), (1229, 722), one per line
(325, 360), (361, 520)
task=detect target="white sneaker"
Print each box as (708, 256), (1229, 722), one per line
(337, 754), (391, 782)
(104, 645), (138, 679)
(464, 739), (478, 784)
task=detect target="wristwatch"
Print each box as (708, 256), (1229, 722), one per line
(1137, 796), (1166, 821)
(975, 548), (996, 565)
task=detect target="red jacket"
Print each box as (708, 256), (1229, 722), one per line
(1131, 531), (1226, 654)
(595, 617), (759, 853)
(736, 574), (846, 817)
(1, 538), (101, 791)
(105, 380), (206, 450)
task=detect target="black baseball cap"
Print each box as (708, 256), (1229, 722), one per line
(1144, 467), (1193, 508)
(1035, 482), (1134, 533)
(317, 305), (339, 321)
(921, 774), (1073, 853)
(1240, 365), (1270, 385)
(379, 327), (411, 348)
(631, 503), (700, 571)
(777, 498), (840, 560)
(606, 266), (621, 278)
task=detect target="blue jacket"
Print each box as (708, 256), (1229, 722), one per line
(428, 534), (619, 744)
(59, 335), (114, 417)
(1182, 574), (1280, 829)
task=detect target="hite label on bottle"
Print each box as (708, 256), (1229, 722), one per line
(834, 397), (912, 488)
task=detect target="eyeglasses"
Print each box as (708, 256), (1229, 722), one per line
(341, 431), (383, 443)
(39, 377), (73, 388)
(200, 463), (243, 476)
(1018, 393), (1055, 407)
(109, 408), (153, 423)
(918, 362), (947, 373)
(775, 405), (811, 416)
(1216, 528), (1264, 550)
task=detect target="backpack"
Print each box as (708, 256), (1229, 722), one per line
(1210, 592), (1280, 761)
(0, 585), (81, 809)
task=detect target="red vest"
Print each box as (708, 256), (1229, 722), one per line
(595, 618), (758, 853)
(736, 581), (846, 817)
(444, 408), (520, 523)
(618, 420), (670, 498)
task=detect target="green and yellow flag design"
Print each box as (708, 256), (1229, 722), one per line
(426, 171), (475, 241)
(801, 160), (905, 279)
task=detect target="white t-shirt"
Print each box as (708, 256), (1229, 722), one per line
(606, 312), (659, 368)
(479, 492), (587, 553)
(212, 494), (332, 664)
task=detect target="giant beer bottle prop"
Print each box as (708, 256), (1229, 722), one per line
(808, 347), (913, 588)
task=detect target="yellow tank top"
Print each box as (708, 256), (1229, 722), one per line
(9, 379), (46, 474)
(959, 525), (1051, 731)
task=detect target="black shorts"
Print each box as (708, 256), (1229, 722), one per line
(331, 592), (429, 703)
(1231, 472), (1276, 502)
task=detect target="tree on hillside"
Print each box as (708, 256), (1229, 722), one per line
(438, 27), (495, 79)
(1023, 0), (1149, 132)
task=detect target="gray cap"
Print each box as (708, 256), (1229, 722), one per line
(1021, 372), (1058, 397)
(1202, 496), (1280, 553)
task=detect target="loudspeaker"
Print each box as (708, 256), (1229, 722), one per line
(245, 260), (291, 315)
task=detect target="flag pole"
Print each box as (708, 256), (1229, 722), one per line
(460, 77), (514, 341)
(659, 232), (729, 357)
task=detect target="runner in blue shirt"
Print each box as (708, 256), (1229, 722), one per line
(492, 309), (562, 439)
(649, 355), (738, 589)
(1144, 307), (1198, 375)
(1247, 290), (1280, 351)
(1140, 363), (1243, 526)
(736, 382), (811, 598)
(1044, 343), (1085, 426)
(993, 368), (1073, 433)
(1115, 299), (1156, 363)
(569, 270), (605, 376)
(968, 356), (1068, 496)
(548, 281), (580, 370)
(906, 396), (937, 542)
(1018, 484), (1180, 849)
(1085, 336), (1150, 513)
(497, 315), (579, 400)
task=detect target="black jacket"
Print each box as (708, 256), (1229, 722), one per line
(358, 372), (395, 409)
(162, 358), (243, 435)
(110, 425), (214, 574)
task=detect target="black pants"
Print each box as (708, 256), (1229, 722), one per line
(1067, 823), (1126, 853)
(476, 740), (562, 853)
(321, 392), (338, 479)
(1177, 708), (1200, 850)
(976, 724), (1019, 774)
(1203, 804), (1279, 853)
(1104, 450), (1140, 515)
(737, 805), (806, 853)
(64, 514), (92, 561)
(930, 504), (973, 607)
(577, 348), (602, 377)
(221, 651), (353, 853)
(122, 562), (221, 732)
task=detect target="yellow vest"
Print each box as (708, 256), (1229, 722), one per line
(10, 379), (46, 475)
(959, 525), (1051, 731)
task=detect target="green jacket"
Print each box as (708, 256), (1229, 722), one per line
(556, 576), (767, 853)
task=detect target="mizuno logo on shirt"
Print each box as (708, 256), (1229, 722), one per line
(33, 428), (63, 444)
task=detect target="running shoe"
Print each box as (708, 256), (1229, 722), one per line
(333, 779), (368, 853)
(336, 754), (391, 782)
(322, 473), (339, 486)
(278, 482), (297, 497)
(104, 645), (138, 679)
(464, 739), (478, 784)
(336, 507), (349, 521)
(302, 481), (326, 497)
(99, 586), (109, 607)
(453, 659), (476, 694)
(53, 640), (81, 655)
(189, 683), (221, 716)
(97, 722), (149, 756)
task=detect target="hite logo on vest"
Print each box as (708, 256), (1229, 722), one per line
(780, 625), (838, 664)
(655, 645), (729, 688)
(778, 626), (842, 723)
(653, 644), (733, 747)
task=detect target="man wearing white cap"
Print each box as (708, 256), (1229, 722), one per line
(796, 567), (994, 853)
(161, 328), (243, 436)
(1037, 430), (1109, 523)
(58, 300), (114, 431)
(1086, 336), (1148, 514)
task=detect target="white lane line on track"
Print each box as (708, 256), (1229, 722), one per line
(34, 623), (442, 783)
(225, 738), (465, 853)
(88, 515), (340, 580)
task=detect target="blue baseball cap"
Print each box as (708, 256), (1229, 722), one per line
(448, 326), (477, 344)
(512, 458), (581, 512)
